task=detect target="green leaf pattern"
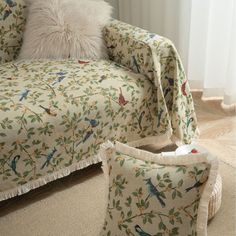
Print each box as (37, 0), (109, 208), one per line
(0, 0), (26, 63)
(101, 151), (210, 236)
(0, 19), (198, 195)
(1, 59), (160, 192)
(103, 20), (198, 144)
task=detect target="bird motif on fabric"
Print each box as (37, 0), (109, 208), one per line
(164, 76), (174, 86)
(39, 105), (57, 117)
(78, 60), (89, 64)
(41, 147), (57, 169)
(5, 0), (17, 7)
(138, 111), (145, 130)
(187, 117), (194, 128)
(19, 89), (30, 101)
(118, 88), (128, 107)
(135, 225), (152, 236)
(181, 81), (187, 96)
(132, 56), (141, 73)
(185, 173), (208, 193)
(144, 178), (166, 207)
(10, 155), (20, 175)
(157, 108), (164, 128)
(185, 178), (208, 192)
(85, 117), (99, 128)
(99, 75), (107, 83)
(76, 130), (93, 147)
(149, 33), (157, 39)
(164, 87), (171, 98)
(52, 72), (67, 86)
(2, 9), (12, 20)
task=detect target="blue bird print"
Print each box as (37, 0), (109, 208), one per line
(164, 76), (174, 86)
(10, 155), (20, 175)
(52, 76), (66, 86)
(132, 56), (141, 73)
(41, 147), (57, 169)
(149, 33), (157, 39)
(5, 0), (16, 7)
(135, 225), (152, 236)
(187, 117), (194, 128)
(19, 89), (30, 101)
(56, 72), (67, 76)
(185, 180), (205, 193)
(2, 9), (12, 20)
(76, 130), (93, 147)
(144, 178), (165, 207)
(157, 108), (164, 128)
(85, 117), (99, 128)
(185, 176), (208, 193)
(51, 71), (67, 86)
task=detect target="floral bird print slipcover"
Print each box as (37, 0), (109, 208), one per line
(0, 0), (26, 63)
(0, 18), (198, 200)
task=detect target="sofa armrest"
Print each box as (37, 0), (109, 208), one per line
(103, 20), (183, 87)
(103, 20), (198, 144)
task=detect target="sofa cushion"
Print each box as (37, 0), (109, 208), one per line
(99, 141), (218, 236)
(0, 0), (26, 63)
(0, 59), (163, 200)
(18, 0), (112, 60)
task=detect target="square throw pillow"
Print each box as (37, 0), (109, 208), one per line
(0, 0), (26, 63)
(100, 141), (218, 236)
(18, 0), (112, 60)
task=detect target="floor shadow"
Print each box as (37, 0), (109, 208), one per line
(0, 163), (102, 217)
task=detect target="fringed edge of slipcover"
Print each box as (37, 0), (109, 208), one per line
(0, 155), (102, 202)
(100, 141), (219, 236)
(0, 130), (199, 202)
(0, 134), (169, 201)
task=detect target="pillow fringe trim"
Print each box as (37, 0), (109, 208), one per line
(100, 141), (219, 236)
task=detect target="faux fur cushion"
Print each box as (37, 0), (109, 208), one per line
(18, 0), (112, 60)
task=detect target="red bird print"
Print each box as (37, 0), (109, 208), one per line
(118, 88), (128, 106)
(78, 60), (89, 64)
(190, 148), (198, 154)
(181, 81), (187, 96)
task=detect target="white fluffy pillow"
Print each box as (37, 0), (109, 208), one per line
(18, 0), (112, 60)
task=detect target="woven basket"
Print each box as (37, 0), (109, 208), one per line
(208, 174), (222, 220)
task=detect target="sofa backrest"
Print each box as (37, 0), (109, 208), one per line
(0, 0), (27, 64)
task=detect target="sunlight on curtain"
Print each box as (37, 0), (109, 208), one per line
(188, 0), (236, 106)
(118, 0), (191, 73)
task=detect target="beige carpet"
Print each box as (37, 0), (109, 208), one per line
(0, 93), (235, 236)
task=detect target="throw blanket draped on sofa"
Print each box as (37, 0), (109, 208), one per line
(0, 19), (198, 201)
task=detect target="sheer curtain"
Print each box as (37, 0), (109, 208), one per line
(188, 0), (236, 106)
(117, 0), (236, 107)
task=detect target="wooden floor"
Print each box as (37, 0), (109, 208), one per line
(192, 92), (236, 167)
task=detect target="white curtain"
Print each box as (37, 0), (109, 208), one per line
(117, 0), (236, 106)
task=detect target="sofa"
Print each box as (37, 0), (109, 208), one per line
(0, 0), (198, 201)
